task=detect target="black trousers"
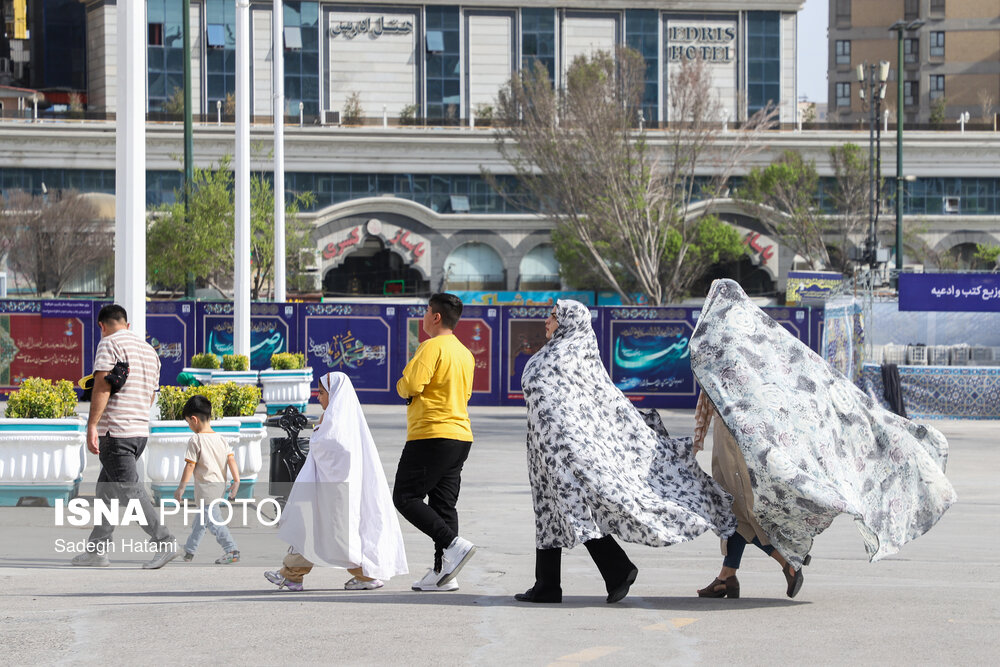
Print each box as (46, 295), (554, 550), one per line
(392, 438), (472, 569)
(535, 535), (635, 593)
(723, 531), (775, 569)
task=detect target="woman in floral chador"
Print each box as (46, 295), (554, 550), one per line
(689, 279), (956, 598)
(515, 299), (735, 604)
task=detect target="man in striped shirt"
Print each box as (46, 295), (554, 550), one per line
(70, 304), (178, 569)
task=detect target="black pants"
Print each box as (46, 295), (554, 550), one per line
(723, 531), (775, 570)
(535, 536), (635, 594)
(88, 434), (173, 547)
(392, 438), (472, 570)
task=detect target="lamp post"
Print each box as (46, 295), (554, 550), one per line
(857, 60), (891, 275)
(889, 19), (924, 273)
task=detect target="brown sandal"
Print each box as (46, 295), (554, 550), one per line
(697, 575), (740, 599)
(784, 564), (804, 598)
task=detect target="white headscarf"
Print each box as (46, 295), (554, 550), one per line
(277, 372), (408, 580)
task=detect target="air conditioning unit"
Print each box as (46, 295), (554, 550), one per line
(943, 196), (960, 214)
(902, 264), (924, 273)
(321, 109), (340, 126)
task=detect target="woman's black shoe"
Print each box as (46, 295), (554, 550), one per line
(606, 566), (638, 604)
(514, 585), (562, 603)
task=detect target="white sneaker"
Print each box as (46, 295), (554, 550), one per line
(142, 543), (179, 570)
(344, 576), (384, 591)
(437, 536), (476, 586)
(412, 568), (459, 592)
(70, 551), (110, 567)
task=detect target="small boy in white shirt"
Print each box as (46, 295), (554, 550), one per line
(174, 395), (241, 564)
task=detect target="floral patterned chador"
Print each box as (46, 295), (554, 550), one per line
(522, 299), (736, 550)
(690, 279), (957, 569)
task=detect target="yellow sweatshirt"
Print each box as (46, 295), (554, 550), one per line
(396, 333), (475, 442)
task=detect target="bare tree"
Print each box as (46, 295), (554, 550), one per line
(489, 50), (776, 305)
(2, 189), (113, 296)
(979, 89), (996, 124)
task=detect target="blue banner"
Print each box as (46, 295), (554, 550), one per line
(301, 303), (396, 400)
(899, 273), (1000, 312)
(605, 307), (696, 405)
(197, 302), (298, 370)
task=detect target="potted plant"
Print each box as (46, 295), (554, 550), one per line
(220, 382), (266, 500)
(209, 353), (259, 386)
(259, 352), (313, 415)
(143, 384), (242, 504)
(0, 378), (86, 506)
(180, 352), (219, 386)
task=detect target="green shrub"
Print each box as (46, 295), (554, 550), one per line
(157, 385), (226, 421)
(190, 353), (220, 369)
(5, 377), (78, 419)
(221, 354), (249, 371)
(270, 352), (305, 370)
(220, 382), (261, 417)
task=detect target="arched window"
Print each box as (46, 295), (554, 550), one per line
(518, 244), (560, 289)
(443, 243), (505, 290)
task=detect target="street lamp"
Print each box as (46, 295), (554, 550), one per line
(857, 60), (891, 275)
(889, 19), (924, 273)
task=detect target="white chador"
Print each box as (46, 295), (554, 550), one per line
(277, 372), (408, 580)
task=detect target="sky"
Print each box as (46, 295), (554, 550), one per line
(797, 0), (829, 103)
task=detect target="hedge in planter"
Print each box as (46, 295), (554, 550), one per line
(260, 352), (312, 415)
(0, 377), (86, 506)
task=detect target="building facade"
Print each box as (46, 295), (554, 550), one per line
(828, 0), (1000, 125)
(80, 0), (802, 124)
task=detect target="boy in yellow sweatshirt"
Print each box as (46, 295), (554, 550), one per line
(394, 293), (477, 592)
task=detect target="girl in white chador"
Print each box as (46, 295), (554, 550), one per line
(265, 372), (408, 591)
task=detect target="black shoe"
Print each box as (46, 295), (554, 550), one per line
(784, 563), (804, 598)
(606, 566), (638, 604)
(514, 585), (562, 603)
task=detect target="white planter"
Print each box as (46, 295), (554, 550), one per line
(142, 418), (241, 504)
(259, 368), (314, 415)
(209, 370), (260, 386)
(231, 415), (266, 499)
(0, 418), (87, 506)
(180, 367), (215, 386)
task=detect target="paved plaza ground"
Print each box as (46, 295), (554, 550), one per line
(1, 404), (996, 665)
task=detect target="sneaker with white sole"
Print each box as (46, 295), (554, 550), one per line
(70, 551), (110, 567)
(412, 568), (459, 592)
(142, 544), (179, 570)
(344, 576), (384, 591)
(264, 570), (304, 591)
(437, 536), (476, 586)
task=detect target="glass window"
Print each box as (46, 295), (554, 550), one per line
(904, 0), (919, 20)
(425, 6), (461, 121)
(835, 40), (850, 65)
(929, 32), (944, 57)
(149, 23), (163, 46)
(521, 8), (555, 85)
(626, 10), (659, 123)
(929, 0), (945, 15)
(206, 24), (226, 48)
(835, 0), (851, 25)
(904, 38), (918, 64)
(836, 82), (851, 107)
(930, 75), (945, 100)
(284, 26), (302, 50)
(746, 12), (781, 117)
(904, 80), (918, 106)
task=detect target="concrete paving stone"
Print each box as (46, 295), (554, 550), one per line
(0, 405), (996, 665)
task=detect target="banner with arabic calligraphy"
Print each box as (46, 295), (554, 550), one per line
(197, 303), (298, 370)
(899, 273), (1000, 312)
(403, 304), (500, 405)
(606, 308), (696, 404)
(92, 301), (198, 387)
(0, 300), (89, 392)
(301, 303), (396, 399)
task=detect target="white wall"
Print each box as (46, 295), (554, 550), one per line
(252, 8), (272, 118)
(781, 12), (796, 123)
(562, 15), (617, 77)
(467, 14), (512, 113)
(328, 11), (417, 118)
